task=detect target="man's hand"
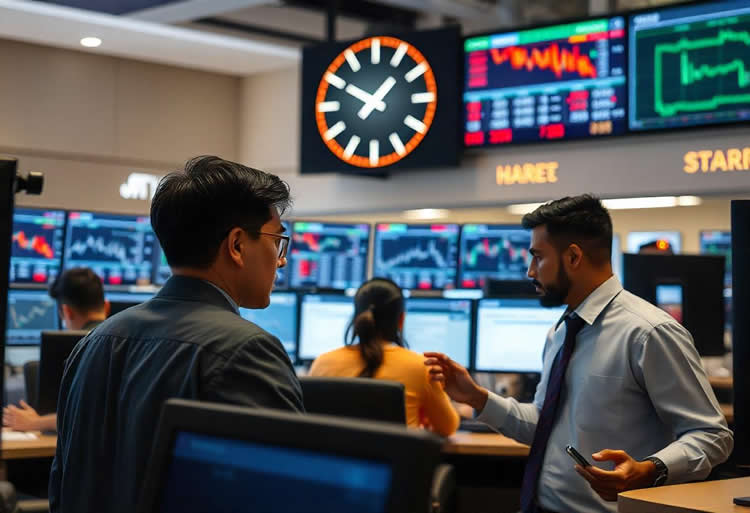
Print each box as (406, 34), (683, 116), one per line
(574, 449), (657, 502)
(3, 400), (43, 432)
(424, 352), (488, 412)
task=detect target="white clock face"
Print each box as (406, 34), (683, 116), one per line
(315, 36), (438, 169)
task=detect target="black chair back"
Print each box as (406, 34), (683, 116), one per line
(300, 377), (406, 425)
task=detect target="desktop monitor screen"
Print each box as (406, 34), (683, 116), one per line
(629, 0), (750, 132)
(700, 230), (732, 285)
(403, 298), (473, 368)
(63, 211), (157, 286)
(10, 208), (66, 285)
(239, 292), (298, 360)
(159, 431), (392, 513)
(475, 298), (566, 373)
(626, 231), (681, 254)
(463, 16), (626, 147)
(153, 244), (171, 286)
(612, 234), (623, 280)
(289, 222), (370, 290)
(374, 223), (459, 290)
(458, 224), (531, 288)
(37, 330), (87, 415)
(106, 291), (155, 316)
(298, 294), (354, 361)
(6, 289), (59, 345)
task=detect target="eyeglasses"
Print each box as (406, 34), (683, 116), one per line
(258, 231), (290, 259)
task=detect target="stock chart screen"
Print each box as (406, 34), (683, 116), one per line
(700, 230), (732, 286)
(64, 212), (157, 286)
(464, 16), (626, 147)
(6, 289), (59, 345)
(240, 292), (298, 360)
(373, 224), (459, 290)
(458, 224), (531, 288)
(629, 1), (750, 131)
(289, 222), (370, 290)
(10, 208), (66, 284)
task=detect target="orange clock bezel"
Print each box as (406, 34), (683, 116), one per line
(315, 36), (438, 169)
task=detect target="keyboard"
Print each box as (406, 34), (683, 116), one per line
(459, 418), (496, 433)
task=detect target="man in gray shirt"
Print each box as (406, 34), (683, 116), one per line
(425, 194), (732, 513)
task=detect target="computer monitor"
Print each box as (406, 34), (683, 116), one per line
(289, 222), (370, 290)
(10, 207), (66, 285)
(239, 292), (298, 361)
(139, 399), (442, 513)
(612, 234), (623, 281)
(36, 330), (87, 415)
(623, 253), (725, 356)
(153, 244), (171, 286)
(373, 223), (460, 290)
(106, 291), (155, 316)
(458, 224), (530, 289)
(626, 231), (681, 254)
(63, 211), (157, 286)
(403, 298), (473, 368)
(700, 230), (731, 286)
(298, 293), (354, 361)
(475, 298), (566, 373)
(6, 289), (59, 345)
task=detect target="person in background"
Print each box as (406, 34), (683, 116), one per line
(3, 267), (109, 432)
(49, 156), (304, 513)
(310, 278), (459, 436)
(426, 195), (732, 513)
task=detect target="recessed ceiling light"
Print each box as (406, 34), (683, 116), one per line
(402, 208), (451, 220)
(80, 36), (102, 48)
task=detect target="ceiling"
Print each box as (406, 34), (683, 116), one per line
(0, 0), (687, 76)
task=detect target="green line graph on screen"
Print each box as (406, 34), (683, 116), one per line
(653, 29), (750, 117)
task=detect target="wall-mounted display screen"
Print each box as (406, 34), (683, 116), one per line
(458, 224), (531, 288)
(63, 211), (157, 286)
(289, 222), (370, 290)
(464, 16), (626, 147)
(373, 223), (459, 290)
(10, 208), (66, 285)
(629, 0), (750, 131)
(300, 27), (461, 175)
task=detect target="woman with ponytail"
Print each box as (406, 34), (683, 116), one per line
(309, 278), (459, 436)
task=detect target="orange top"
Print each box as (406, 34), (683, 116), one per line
(309, 344), (460, 436)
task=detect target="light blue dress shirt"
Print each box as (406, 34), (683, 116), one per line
(477, 276), (733, 513)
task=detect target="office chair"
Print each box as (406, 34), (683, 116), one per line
(21, 362), (39, 410)
(299, 377), (457, 513)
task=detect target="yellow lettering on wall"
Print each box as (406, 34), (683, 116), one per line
(728, 149), (743, 171)
(698, 150), (714, 172)
(710, 150), (728, 172)
(684, 151), (699, 174)
(496, 161), (560, 186)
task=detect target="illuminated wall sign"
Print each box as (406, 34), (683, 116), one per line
(496, 161), (559, 186)
(684, 148), (750, 174)
(120, 173), (162, 201)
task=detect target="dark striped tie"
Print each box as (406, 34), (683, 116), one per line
(519, 314), (586, 513)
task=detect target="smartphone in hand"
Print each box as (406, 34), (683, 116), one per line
(565, 445), (591, 467)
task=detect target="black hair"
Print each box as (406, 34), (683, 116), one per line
(150, 155), (291, 269)
(345, 278), (407, 378)
(522, 194), (613, 266)
(49, 267), (105, 313)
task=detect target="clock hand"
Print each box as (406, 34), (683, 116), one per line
(358, 76), (396, 120)
(344, 84), (386, 112)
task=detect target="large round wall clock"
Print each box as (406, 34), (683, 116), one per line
(314, 36), (438, 169)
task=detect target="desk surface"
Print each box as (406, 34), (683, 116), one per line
(444, 431), (530, 457)
(709, 376), (734, 390)
(618, 477), (750, 513)
(1, 434), (57, 460)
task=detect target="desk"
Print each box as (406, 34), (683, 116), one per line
(709, 376), (734, 390)
(1, 434), (57, 460)
(722, 404), (734, 424)
(444, 432), (529, 457)
(618, 477), (750, 513)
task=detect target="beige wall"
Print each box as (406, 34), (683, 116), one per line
(0, 38), (241, 213)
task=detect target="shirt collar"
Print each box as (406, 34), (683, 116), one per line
(572, 275), (623, 326)
(202, 280), (240, 314)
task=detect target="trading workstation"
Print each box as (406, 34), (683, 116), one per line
(1, 0), (750, 512)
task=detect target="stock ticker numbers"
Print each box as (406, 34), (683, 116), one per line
(10, 208), (66, 284)
(64, 212), (156, 286)
(464, 17), (627, 146)
(629, 1), (750, 131)
(374, 224), (459, 290)
(289, 222), (370, 289)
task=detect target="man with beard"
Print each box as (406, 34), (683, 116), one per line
(425, 195), (732, 513)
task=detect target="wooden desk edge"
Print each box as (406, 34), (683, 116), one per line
(1, 436), (57, 460)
